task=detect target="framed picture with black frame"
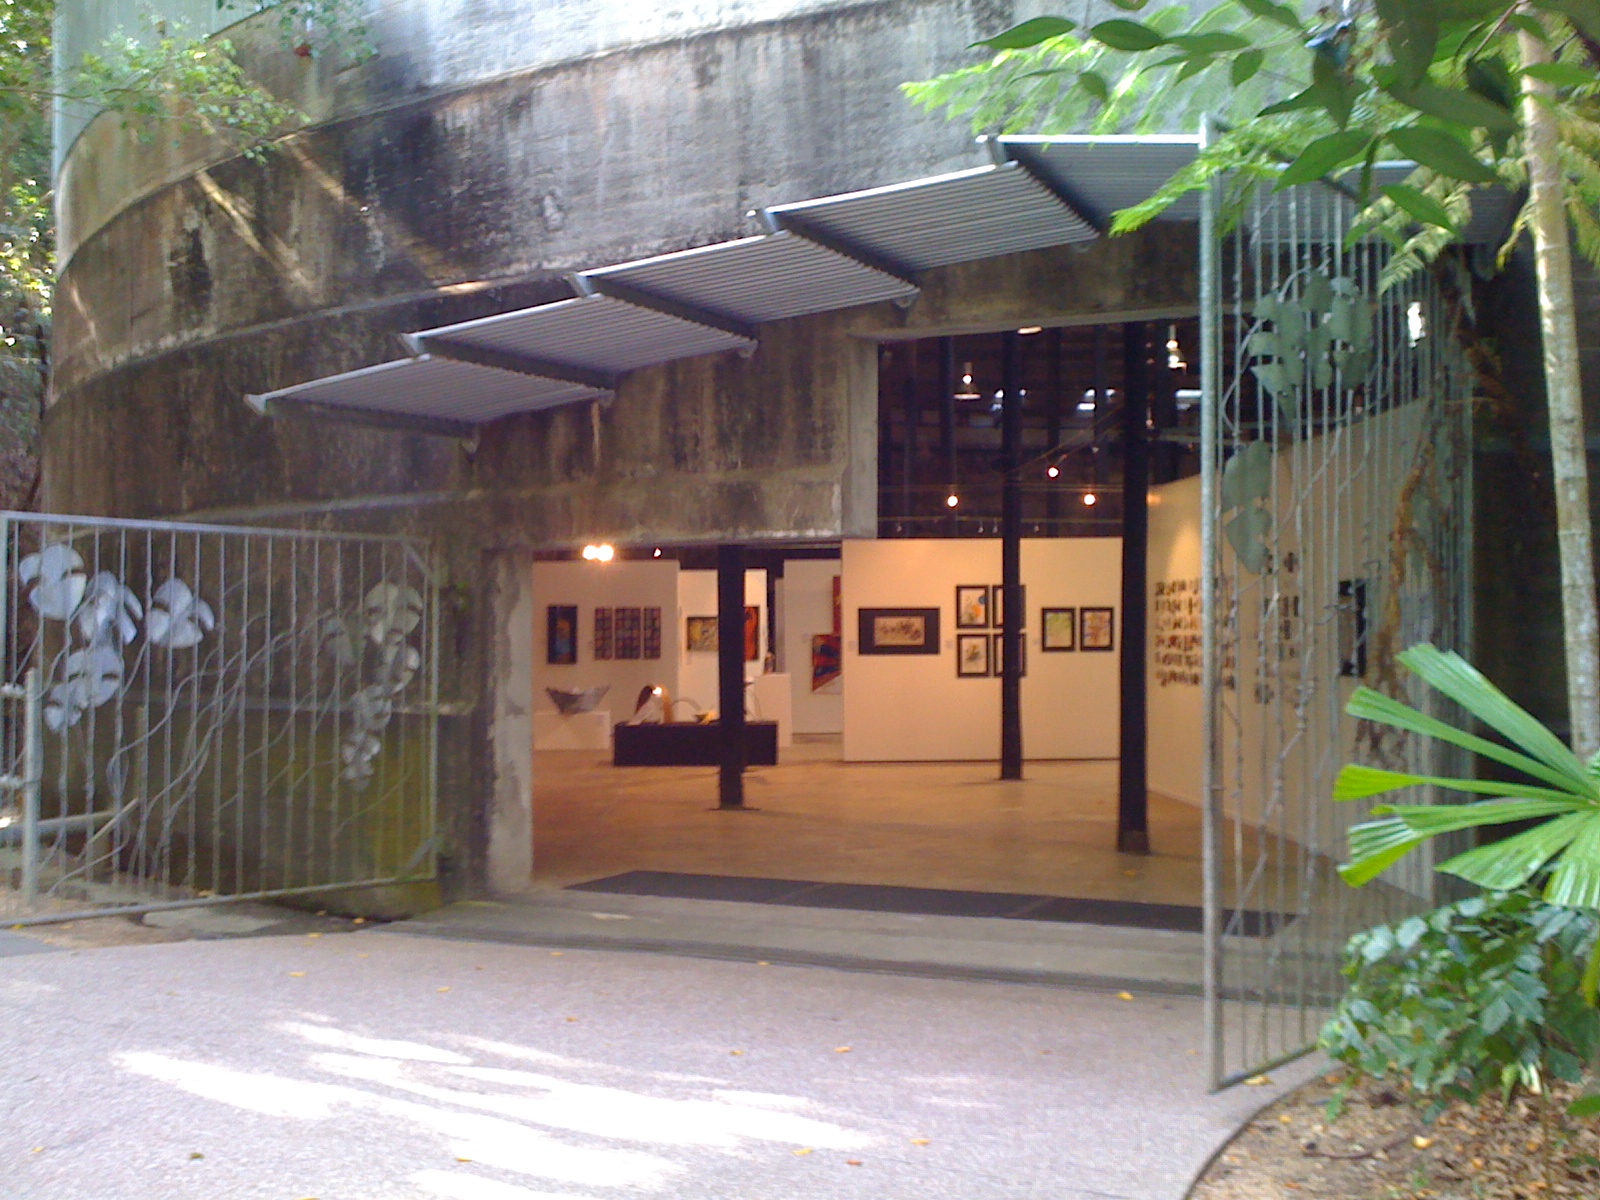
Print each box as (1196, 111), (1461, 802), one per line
(992, 632), (1026, 676)
(956, 633), (991, 677)
(1041, 607), (1077, 652)
(546, 605), (578, 665)
(991, 584), (1026, 629)
(858, 608), (942, 655)
(955, 585), (991, 629)
(1081, 606), (1116, 652)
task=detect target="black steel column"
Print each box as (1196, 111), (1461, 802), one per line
(940, 337), (957, 536)
(1119, 323), (1151, 854)
(1047, 328), (1064, 530)
(717, 543), (747, 809)
(1000, 331), (1024, 782)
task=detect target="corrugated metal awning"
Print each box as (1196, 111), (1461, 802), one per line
(579, 230), (918, 324)
(245, 356), (606, 438)
(995, 134), (1516, 244)
(407, 293), (755, 389)
(762, 161), (1097, 274)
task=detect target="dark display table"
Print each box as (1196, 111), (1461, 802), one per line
(613, 721), (779, 767)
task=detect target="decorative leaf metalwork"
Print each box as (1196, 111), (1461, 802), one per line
(146, 579), (217, 649)
(19, 544), (87, 620)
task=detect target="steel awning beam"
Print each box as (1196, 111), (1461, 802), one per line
(758, 209), (921, 288)
(983, 136), (1110, 235)
(568, 273), (759, 344)
(246, 392), (478, 439)
(401, 333), (621, 392)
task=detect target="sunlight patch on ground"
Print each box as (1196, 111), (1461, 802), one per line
(280, 1020), (473, 1063)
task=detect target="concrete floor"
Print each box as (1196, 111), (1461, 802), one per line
(0, 928), (1323, 1200)
(533, 743), (1273, 907)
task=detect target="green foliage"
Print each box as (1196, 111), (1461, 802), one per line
(905, 0), (1600, 290)
(1333, 645), (1600, 919)
(1320, 891), (1600, 1115)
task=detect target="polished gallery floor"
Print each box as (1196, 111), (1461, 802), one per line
(532, 737), (1236, 908)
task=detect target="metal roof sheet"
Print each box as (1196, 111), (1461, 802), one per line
(411, 293), (754, 383)
(997, 135), (1516, 244)
(582, 230), (917, 324)
(995, 136), (1204, 227)
(764, 161), (1097, 271)
(246, 356), (605, 434)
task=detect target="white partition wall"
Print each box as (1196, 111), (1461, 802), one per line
(782, 559), (844, 734)
(1147, 476), (1204, 807)
(841, 539), (1122, 762)
(676, 569), (768, 718)
(531, 560), (681, 734)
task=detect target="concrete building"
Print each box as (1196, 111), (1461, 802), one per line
(33, 0), (1600, 1085)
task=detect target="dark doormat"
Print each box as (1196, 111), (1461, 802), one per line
(566, 871), (1290, 936)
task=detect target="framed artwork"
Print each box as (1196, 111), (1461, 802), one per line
(1081, 606), (1116, 652)
(832, 575), (842, 635)
(992, 633), (1027, 677)
(811, 633), (842, 691)
(955, 585), (991, 629)
(1337, 579), (1368, 678)
(744, 605), (761, 662)
(857, 607), (942, 655)
(991, 584), (1027, 629)
(593, 607), (613, 660)
(546, 605), (578, 665)
(615, 606), (643, 660)
(957, 633), (991, 677)
(642, 606), (662, 660)
(685, 615), (718, 652)
(1041, 607), (1077, 652)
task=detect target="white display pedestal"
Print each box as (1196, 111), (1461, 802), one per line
(533, 710), (613, 751)
(749, 673), (793, 748)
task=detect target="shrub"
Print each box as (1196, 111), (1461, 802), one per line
(1320, 890), (1600, 1116)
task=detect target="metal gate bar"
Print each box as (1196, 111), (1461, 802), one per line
(0, 513), (438, 923)
(1201, 155), (1474, 1087)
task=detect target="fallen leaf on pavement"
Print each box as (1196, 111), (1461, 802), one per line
(730, 1050), (745, 1056)
(437, 987), (451, 993)
(188, 1152), (204, 1160)
(847, 1159), (863, 1166)
(834, 1046), (851, 1053)
(1117, 992), (1134, 1001)
(1245, 1074), (1273, 1086)
(910, 1138), (930, 1146)
(793, 1148), (813, 1156)
(289, 972), (306, 978)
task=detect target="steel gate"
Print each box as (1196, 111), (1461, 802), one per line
(1200, 158), (1475, 1086)
(0, 514), (438, 923)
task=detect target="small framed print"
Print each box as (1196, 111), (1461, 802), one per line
(642, 606), (662, 660)
(546, 605), (578, 665)
(955, 585), (991, 629)
(991, 584), (1027, 629)
(593, 607), (613, 660)
(957, 633), (991, 677)
(685, 615), (718, 652)
(858, 607), (942, 655)
(992, 632), (1027, 677)
(1337, 579), (1368, 678)
(1081, 606), (1116, 652)
(1041, 607), (1077, 652)
(614, 606), (643, 660)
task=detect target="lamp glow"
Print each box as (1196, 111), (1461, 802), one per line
(1018, 326), (1043, 335)
(582, 543), (616, 563)
(945, 493), (960, 509)
(1046, 464), (1060, 479)
(1082, 492), (1098, 507)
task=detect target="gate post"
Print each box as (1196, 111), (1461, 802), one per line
(487, 550), (535, 894)
(20, 667), (40, 908)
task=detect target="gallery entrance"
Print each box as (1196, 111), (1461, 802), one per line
(526, 318), (1214, 923)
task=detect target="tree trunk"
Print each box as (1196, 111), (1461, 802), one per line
(1520, 14), (1600, 760)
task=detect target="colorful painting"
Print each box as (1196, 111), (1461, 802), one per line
(686, 616), (718, 652)
(1081, 606), (1116, 652)
(744, 605), (761, 662)
(593, 607), (613, 660)
(857, 608), (941, 655)
(811, 633), (842, 691)
(615, 606), (643, 659)
(955, 585), (991, 629)
(991, 585), (1027, 629)
(1041, 607), (1077, 652)
(956, 633), (990, 677)
(642, 606), (662, 660)
(546, 605), (578, 665)
(832, 575), (842, 635)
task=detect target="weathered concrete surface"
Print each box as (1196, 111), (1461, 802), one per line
(0, 929), (1325, 1200)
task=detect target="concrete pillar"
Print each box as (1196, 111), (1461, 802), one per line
(487, 549), (535, 893)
